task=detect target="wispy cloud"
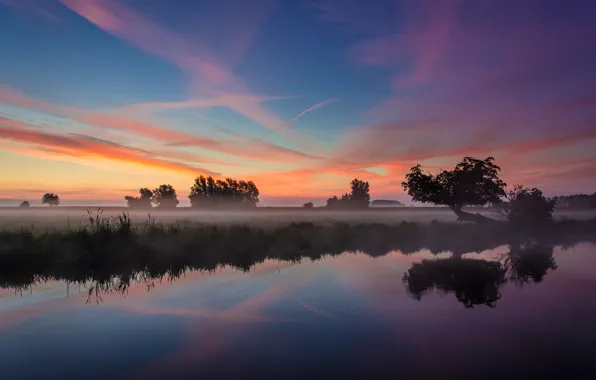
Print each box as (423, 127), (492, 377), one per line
(261, 97), (338, 139)
(58, 0), (297, 132)
(0, 117), (218, 177)
(0, 86), (321, 164)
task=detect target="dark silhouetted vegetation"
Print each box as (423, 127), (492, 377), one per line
(553, 193), (596, 209)
(403, 258), (506, 308)
(303, 202), (314, 208)
(19, 200), (30, 208)
(503, 244), (557, 286)
(402, 157), (506, 223)
(326, 178), (370, 209)
(41, 193), (60, 207)
(498, 185), (555, 231)
(0, 213), (594, 302)
(153, 184), (179, 208)
(189, 175), (259, 208)
(403, 244), (558, 308)
(124, 188), (153, 209)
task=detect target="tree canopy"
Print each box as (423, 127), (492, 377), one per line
(326, 178), (371, 209)
(303, 202), (314, 208)
(189, 176), (259, 208)
(124, 188), (154, 209)
(500, 185), (555, 229)
(402, 157), (506, 222)
(19, 200), (30, 208)
(152, 184), (179, 208)
(41, 193), (60, 207)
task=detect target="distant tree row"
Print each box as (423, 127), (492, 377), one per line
(27, 157), (586, 223)
(124, 176), (260, 209)
(189, 176), (259, 208)
(325, 179), (371, 209)
(553, 193), (596, 209)
(124, 185), (179, 209)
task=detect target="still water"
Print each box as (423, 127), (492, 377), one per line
(1, 244), (595, 379)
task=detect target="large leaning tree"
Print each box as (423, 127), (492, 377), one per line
(402, 157), (506, 223)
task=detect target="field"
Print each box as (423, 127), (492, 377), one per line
(0, 207), (595, 230)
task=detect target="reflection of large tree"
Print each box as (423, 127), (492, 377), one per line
(403, 258), (506, 308)
(502, 244), (557, 286)
(403, 244), (558, 308)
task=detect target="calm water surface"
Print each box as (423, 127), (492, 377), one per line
(1, 244), (595, 379)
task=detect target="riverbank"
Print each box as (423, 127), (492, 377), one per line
(1, 216), (595, 293)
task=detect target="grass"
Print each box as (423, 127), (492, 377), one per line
(1, 212), (595, 302)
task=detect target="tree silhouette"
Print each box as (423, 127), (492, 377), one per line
(303, 202), (314, 208)
(502, 244), (557, 286)
(349, 178), (371, 208)
(152, 184), (179, 208)
(403, 242), (559, 307)
(124, 188), (154, 209)
(19, 200), (30, 208)
(402, 157), (506, 223)
(326, 178), (370, 209)
(326, 196), (339, 207)
(403, 257), (507, 308)
(41, 193), (60, 207)
(189, 176), (259, 208)
(499, 185), (555, 229)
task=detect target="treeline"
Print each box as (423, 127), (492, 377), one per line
(325, 179), (371, 209)
(189, 176), (259, 208)
(124, 176), (372, 210)
(20, 157), (594, 216)
(553, 193), (596, 209)
(124, 176), (260, 209)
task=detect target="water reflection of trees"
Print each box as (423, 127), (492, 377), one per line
(0, 219), (592, 303)
(403, 244), (558, 308)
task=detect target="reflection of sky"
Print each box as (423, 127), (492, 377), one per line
(1, 245), (595, 378)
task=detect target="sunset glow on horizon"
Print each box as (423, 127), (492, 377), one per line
(1, 0), (595, 205)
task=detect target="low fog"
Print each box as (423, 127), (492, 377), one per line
(1, 207), (595, 230)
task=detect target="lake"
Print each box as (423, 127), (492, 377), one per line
(1, 243), (595, 379)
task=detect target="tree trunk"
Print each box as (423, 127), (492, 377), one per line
(450, 205), (496, 224)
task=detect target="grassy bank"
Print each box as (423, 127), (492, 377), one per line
(2, 208), (596, 231)
(1, 215), (595, 296)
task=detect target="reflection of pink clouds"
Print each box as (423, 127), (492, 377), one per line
(129, 267), (317, 377)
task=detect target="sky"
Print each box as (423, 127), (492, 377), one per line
(0, 0), (595, 206)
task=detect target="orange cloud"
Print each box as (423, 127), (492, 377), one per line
(0, 120), (218, 177)
(0, 86), (322, 164)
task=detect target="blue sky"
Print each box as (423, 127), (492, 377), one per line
(1, 0), (595, 205)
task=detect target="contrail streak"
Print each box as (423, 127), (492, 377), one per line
(260, 97), (338, 139)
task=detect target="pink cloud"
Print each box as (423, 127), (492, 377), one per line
(348, 0), (462, 84)
(0, 86), (321, 164)
(0, 117), (219, 177)
(58, 0), (288, 127)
